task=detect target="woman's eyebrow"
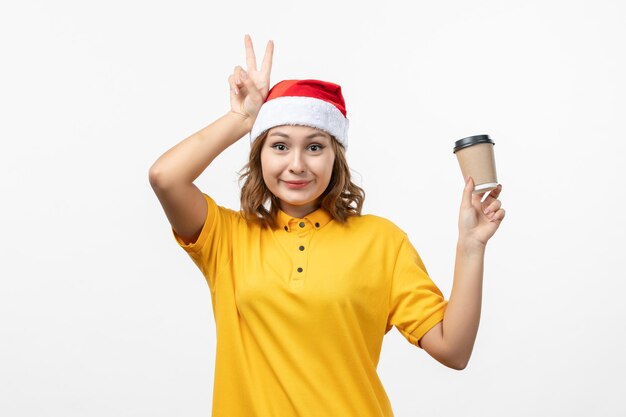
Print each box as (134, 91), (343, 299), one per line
(268, 132), (329, 139)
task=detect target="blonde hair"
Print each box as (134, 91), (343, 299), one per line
(238, 130), (365, 228)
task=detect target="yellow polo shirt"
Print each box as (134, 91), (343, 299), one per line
(172, 193), (448, 417)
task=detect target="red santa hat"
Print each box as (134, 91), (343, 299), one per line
(249, 79), (349, 148)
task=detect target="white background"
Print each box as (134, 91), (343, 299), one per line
(1, 1), (625, 416)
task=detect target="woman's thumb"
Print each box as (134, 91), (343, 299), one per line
(241, 70), (263, 104)
(462, 176), (474, 207)
(239, 70), (257, 95)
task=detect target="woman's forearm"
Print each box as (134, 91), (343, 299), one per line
(441, 239), (486, 368)
(149, 111), (252, 188)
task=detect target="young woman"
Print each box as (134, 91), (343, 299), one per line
(149, 34), (505, 417)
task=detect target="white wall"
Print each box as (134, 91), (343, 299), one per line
(1, 0), (624, 415)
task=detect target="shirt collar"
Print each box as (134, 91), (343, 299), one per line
(276, 206), (333, 232)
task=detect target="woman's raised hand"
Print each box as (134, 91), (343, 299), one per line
(229, 34), (274, 126)
(458, 177), (506, 248)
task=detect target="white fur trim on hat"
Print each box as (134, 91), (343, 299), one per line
(249, 96), (349, 147)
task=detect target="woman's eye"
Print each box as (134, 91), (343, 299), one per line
(272, 144), (287, 151)
(309, 144), (323, 152)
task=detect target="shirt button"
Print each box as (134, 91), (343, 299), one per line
(297, 267), (303, 273)
(284, 226), (288, 231)
(299, 245), (305, 251)
(315, 222), (320, 228)
(299, 222), (305, 228)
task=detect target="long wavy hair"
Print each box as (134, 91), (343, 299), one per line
(238, 129), (365, 228)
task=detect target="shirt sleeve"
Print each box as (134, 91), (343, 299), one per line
(171, 193), (234, 291)
(386, 235), (448, 349)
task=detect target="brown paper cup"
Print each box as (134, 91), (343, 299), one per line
(453, 135), (498, 194)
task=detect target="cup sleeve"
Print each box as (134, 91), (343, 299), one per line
(386, 236), (448, 349)
(171, 193), (234, 291)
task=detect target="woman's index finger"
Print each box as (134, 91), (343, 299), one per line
(244, 34), (257, 71)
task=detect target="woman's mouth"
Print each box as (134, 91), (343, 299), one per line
(283, 180), (310, 189)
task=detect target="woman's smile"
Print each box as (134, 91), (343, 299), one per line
(283, 180), (311, 189)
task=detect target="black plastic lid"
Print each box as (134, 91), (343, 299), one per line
(453, 134), (495, 153)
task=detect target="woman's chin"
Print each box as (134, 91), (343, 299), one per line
(277, 194), (322, 209)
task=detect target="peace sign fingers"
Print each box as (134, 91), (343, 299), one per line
(242, 34), (274, 97)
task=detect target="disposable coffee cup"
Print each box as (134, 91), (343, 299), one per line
(453, 134), (498, 194)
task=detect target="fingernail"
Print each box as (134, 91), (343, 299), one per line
(241, 70), (248, 79)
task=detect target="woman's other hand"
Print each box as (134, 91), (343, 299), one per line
(228, 34), (274, 127)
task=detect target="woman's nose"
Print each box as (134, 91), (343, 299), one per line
(288, 152), (305, 173)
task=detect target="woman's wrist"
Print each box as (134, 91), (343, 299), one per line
(228, 109), (254, 132)
(457, 236), (486, 257)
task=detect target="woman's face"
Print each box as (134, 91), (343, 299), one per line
(260, 125), (335, 218)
